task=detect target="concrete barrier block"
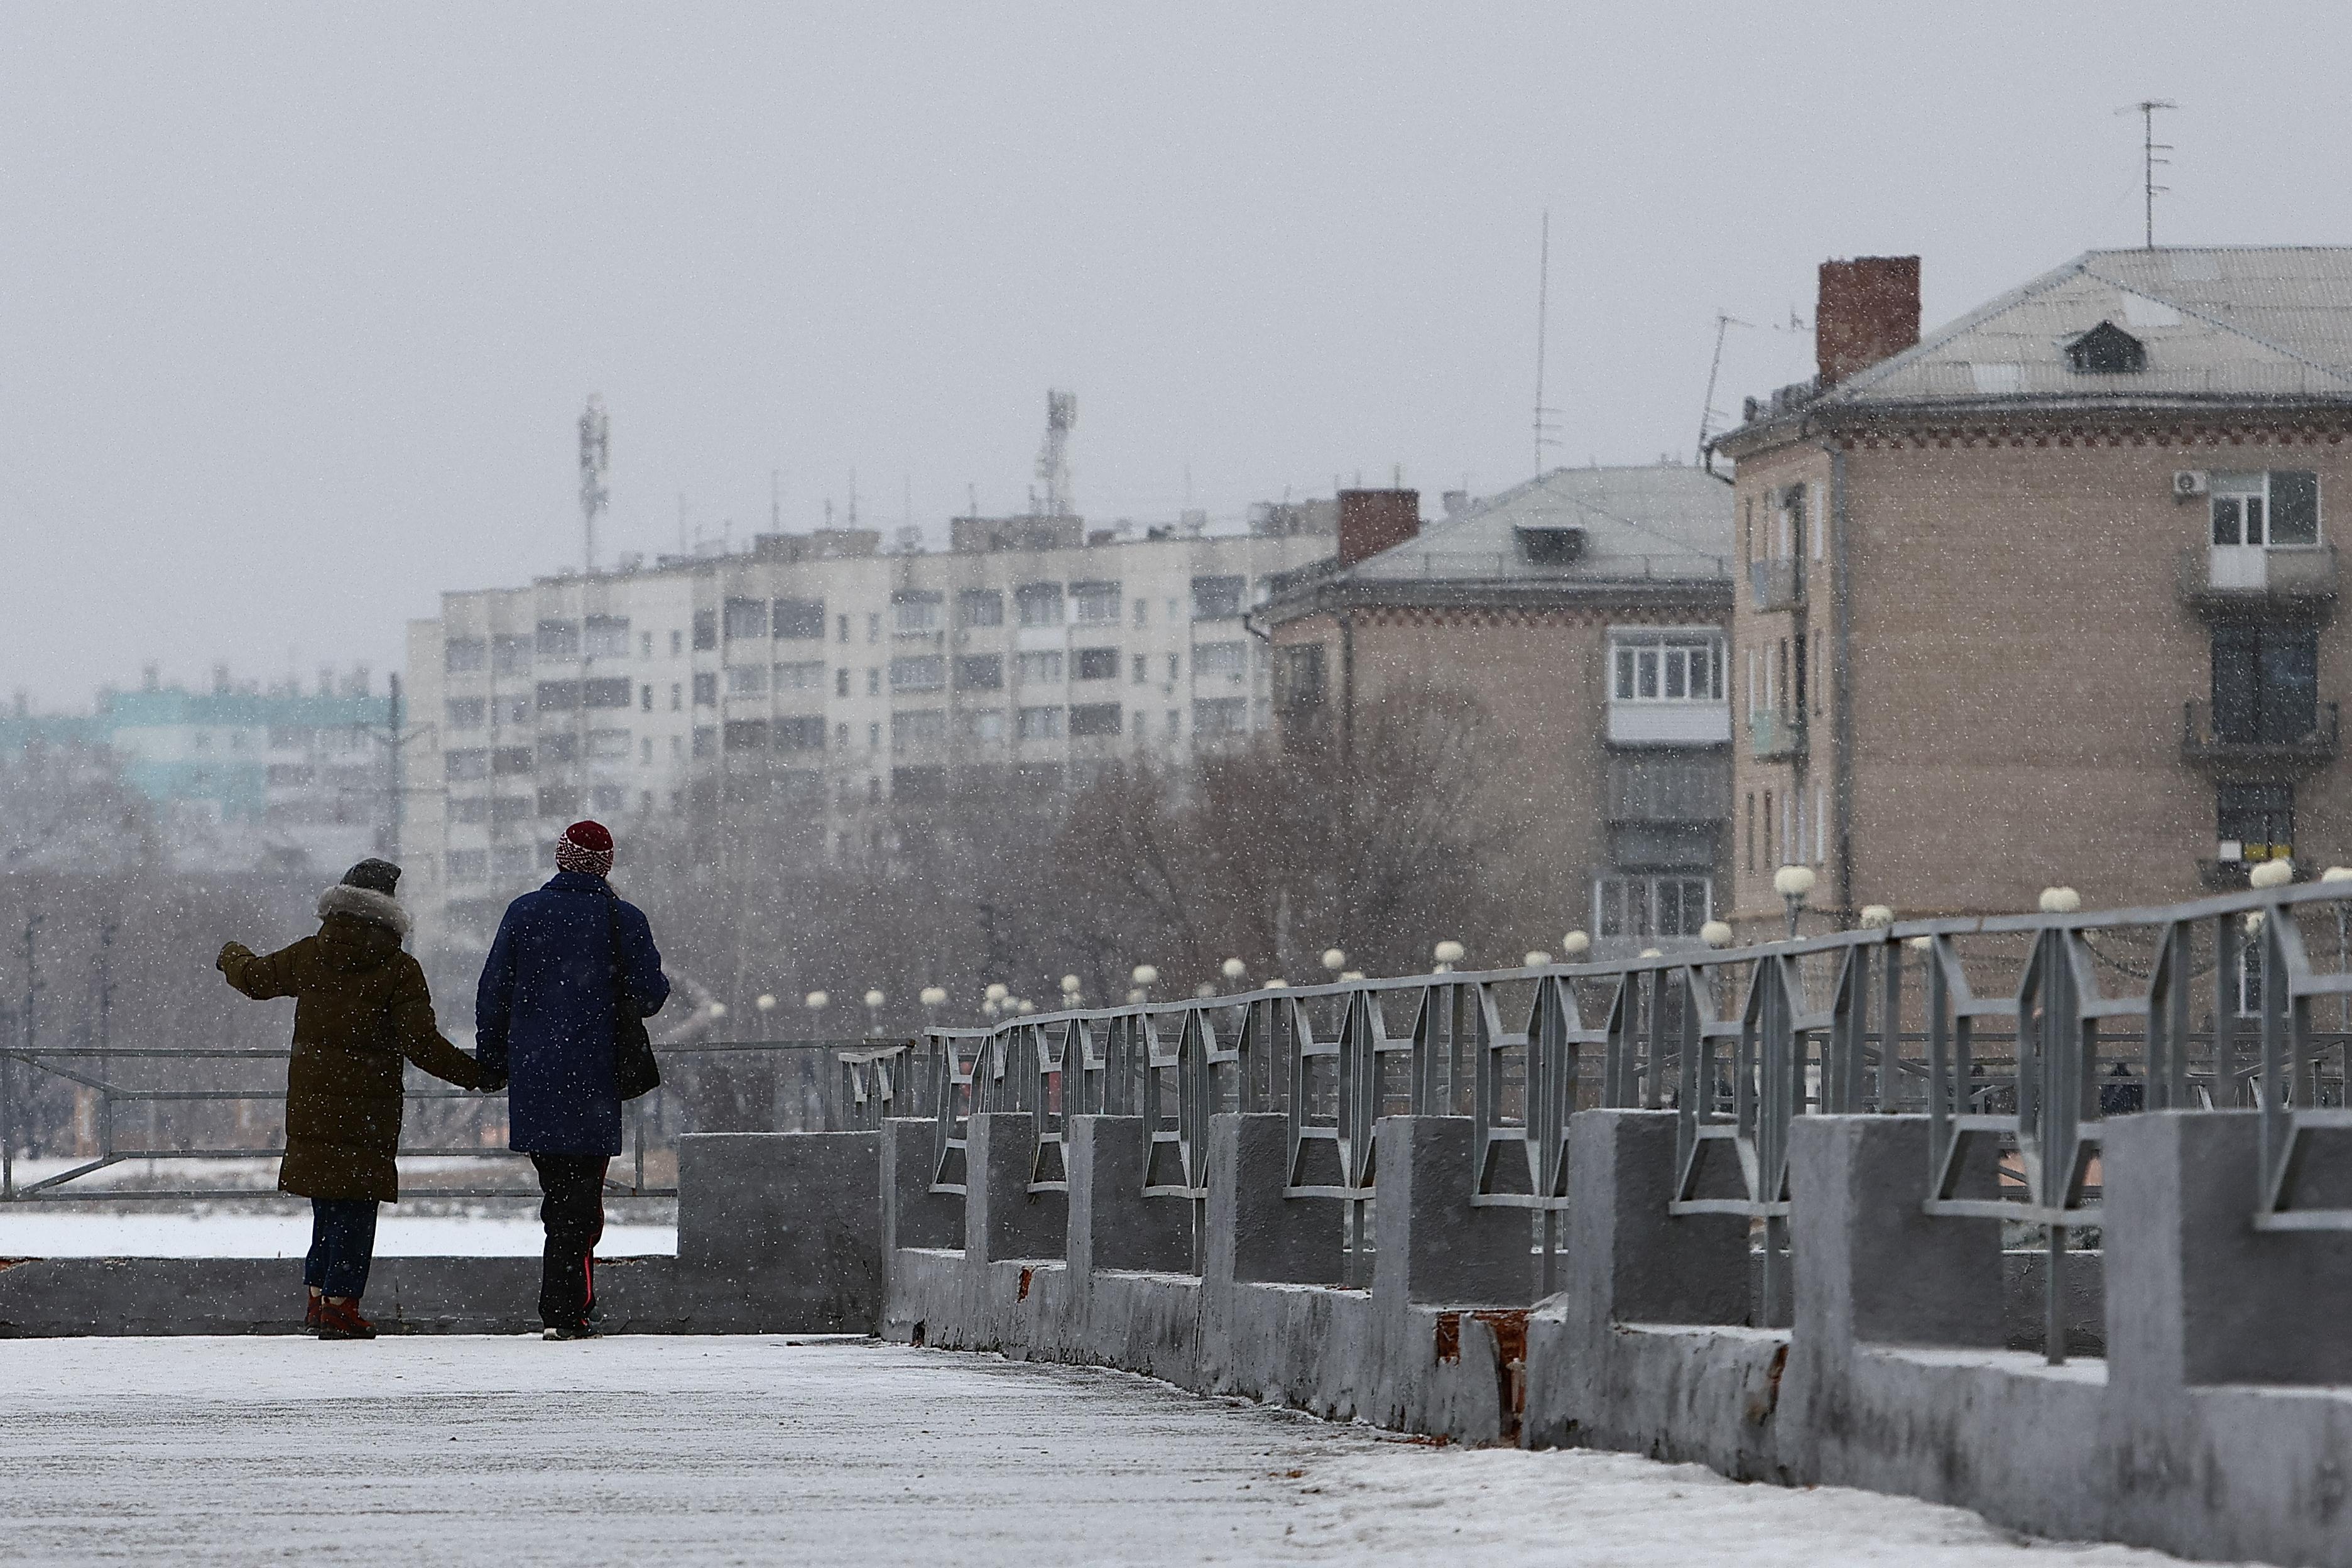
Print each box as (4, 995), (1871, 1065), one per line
(676, 1131), (881, 1332)
(1788, 1115), (2002, 1352)
(881, 1116), (962, 1253)
(1067, 1114), (1192, 1277)
(965, 1113), (1068, 1264)
(1204, 1113), (1341, 1286)
(2104, 1109), (2352, 1390)
(1372, 1116), (1531, 1308)
(1565, 1109), (1746, 1326)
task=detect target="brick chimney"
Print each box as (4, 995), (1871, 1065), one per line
(1816, 256), (1920, 385)
(1337, 489), (1420, 567)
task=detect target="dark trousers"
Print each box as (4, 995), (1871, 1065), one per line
(531, 1154), (609, 1328)
(304, 1198), (379, 1300)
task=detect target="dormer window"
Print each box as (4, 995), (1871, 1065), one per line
(2063, 320), (2146, 374)
(1515, 522), (1586, 565)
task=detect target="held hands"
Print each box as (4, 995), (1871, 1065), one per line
(215, 942), (253, 974)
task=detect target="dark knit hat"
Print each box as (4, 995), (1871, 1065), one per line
(555, 820), (615, 877)
(341, 858), (402, 896)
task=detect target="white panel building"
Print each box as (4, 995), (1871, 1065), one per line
(403, 519), (1333, 950)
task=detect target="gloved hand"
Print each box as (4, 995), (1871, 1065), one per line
(215, 942), (252, 974)
(476, 1063), (509, 1094)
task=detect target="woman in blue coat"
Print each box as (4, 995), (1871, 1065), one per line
(475, 820), (670, 1337)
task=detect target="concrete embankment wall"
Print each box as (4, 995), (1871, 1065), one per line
(863, 1108), (2352, 1568)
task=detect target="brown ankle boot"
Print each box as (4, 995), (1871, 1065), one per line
(317, 1298), (377, 1340)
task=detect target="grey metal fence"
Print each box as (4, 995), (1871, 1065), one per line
(916, 880), (2352, 1358)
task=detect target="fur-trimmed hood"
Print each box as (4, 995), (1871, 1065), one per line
(317, 883), (412, 940)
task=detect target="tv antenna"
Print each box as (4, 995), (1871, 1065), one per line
(1532, 210), (1561, 476)
(2117, 99), (2177, 249)
(577, 395), (609, 574)
(1696, 312), (1754, 465)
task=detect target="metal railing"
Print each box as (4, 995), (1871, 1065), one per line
(2182, 699), (2340, 766)
(916, 881), (2352, 1354)
(0, 1038), (903, 1204)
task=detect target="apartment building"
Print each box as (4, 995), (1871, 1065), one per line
(1255, 472), (1734, 955)
(1718, 247), (2352, 934)
(0, 668), (395, 875)
(403, 519), (1332, 950)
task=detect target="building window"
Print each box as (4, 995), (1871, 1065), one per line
(959, 589), (1004, 628)
(1191, 575), (1245, 620)
(640, 684), (653, 712)
(692, 673), (717, 707)
(962, 709), (1006, 743)
(530, 736), (568, 766)
(536, 680), (579, 712)
(2213, 471), (2321, 548)
(777, 716), (827, 752)
(445, 699), (486, 731)
(1611, 633), (1724, 704)
(1017, 705), (1065, 741)
(1016, 650), (1064, 684)
(536, 619), (580, 661)
(582, 677), (631, 709)
(1015, 582), (1065, 628)
(865, 667), (881, 697)
(775, 660), (827, 692)
(892, 591), (944, 634)
(536, 785), (581, 818)
(837, 614), (851, 643)
(867, 722), (881, 748)
(1070, 702), (1122, 738)
(1134, 599), (1148, 626)
(693, 611), (717, 651)
(1194, 641), (1249, 680)
(866, 612), (881, 643)
(1744, 792), (1756, 873)
(1594, 875), (1711, 940)
(1072, 580), (1122, 625)
(1165, 709), (1180, 738)
(668, 683), (682, 713)
(956, 655), (1003, 690)
(724, 719), (770, 751)
(494, 694), (531, 726)
(1275, 645), (1325, 713)
(773, 598), (825, 639)
(444, 639), (486, 673)
(834, 722), (849, 750)
(890, 656), (945, 692)
(589, 728), (631, 760)
(585, 616), (629, 658)
(1814, 783), (1827, 865)
(836, 668), (851, 698)
(2218, 781), (2294, 864)
(1192, 697), (1248, 736)
(2062, 320), (2147, 374)
(1131, 655), (1147, 685)
(640, 632), (653, 659)
(449, 797), (488, 826)
(445, 850), (489, 884)
(724, 597), (768, 640)
(2212, 624), (2319, 744)
(891, 709), (947, 746)
(493, 636), (532, 675)
(670, 630), (683, 656)
(693, 726), (715, 758)
(1074, 647), (1119, 681)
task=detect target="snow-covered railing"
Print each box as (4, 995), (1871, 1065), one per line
(917, 878), (2352, 1359)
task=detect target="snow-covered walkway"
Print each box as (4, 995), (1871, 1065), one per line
(0, 1337), (2244, 1566)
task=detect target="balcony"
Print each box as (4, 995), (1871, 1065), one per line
(1749, 709), (1807, 761)
(1749, 558), (1806, 613)
(2181, 699), (2339, 771)
(2177, 545), (2338, 615)
(1606, 700), (1731, 748)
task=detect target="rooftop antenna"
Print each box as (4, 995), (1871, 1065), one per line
(1037, 390), (1077, 518)
(1532, 209), (1561, 477)
(770, 469), (781, 532)
(1696, 311), (1754, 465)
(2118, 99), (2177, 249)
(577, 395), (609, 574)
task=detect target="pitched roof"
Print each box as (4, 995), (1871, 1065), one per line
(1817, 247), (2352, 410)
(1348, 465), (1731, 584)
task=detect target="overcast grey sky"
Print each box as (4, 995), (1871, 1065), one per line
(7, 3), (2349, 705)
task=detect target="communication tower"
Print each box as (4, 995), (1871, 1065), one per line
(1035, 390), (1077, 518)
(579, 394), (610, 573)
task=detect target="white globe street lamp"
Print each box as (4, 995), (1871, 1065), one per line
(1523, 950), (1552, 967)
(756, 993), (777, 1015)
(1321, 948), (1347, 974)
(1701, 921), (1734, 949)
(1221, 957), (1247, 986)
(1433, 940), (1465, 974)
(1560, 930), (1591, 957)
(1772, 864), (1816, 939)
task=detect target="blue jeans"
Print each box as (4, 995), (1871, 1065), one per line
(304, 1198), (379, 1300)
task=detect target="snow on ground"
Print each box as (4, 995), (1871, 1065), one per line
(0, 1208), (675, 1256)
(0, 1337), (2248, 1567)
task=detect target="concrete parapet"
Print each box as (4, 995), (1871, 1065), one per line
(2104, 1108), (2352, 1391)
(1204, 1113), (1341, 1287)
(677, 1131), (882, 1332)
(880, 1116), (962, 1254)
(1566, 1109), (1746, 1326)
(1067, 1115), (1192, 1278)
(1370, 1116), (1532, 1309)
(965, 1112), (1069, 1264)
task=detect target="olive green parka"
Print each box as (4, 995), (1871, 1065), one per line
(217, 884), (493, 1202)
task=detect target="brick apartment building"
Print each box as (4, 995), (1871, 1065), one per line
(1716, 246), (2352, 933)
(1253, 471), (1734, 956)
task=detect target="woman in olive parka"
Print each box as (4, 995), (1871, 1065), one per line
(217, 858), (498, 1339)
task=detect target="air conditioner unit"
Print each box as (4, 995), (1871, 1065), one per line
(2174, 470), (2210, 499)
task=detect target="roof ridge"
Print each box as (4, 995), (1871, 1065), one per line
(1822, 253), (2094, 401)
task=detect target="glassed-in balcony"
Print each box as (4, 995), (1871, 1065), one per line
(2177, 545), (2338, 614)
(1749, 557), (1805, 612)
(1749, 708), (1807, 761)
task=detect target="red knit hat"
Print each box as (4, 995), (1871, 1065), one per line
(555, 820), (615, 876)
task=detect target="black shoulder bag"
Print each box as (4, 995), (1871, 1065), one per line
(608, 897), (662, 1101)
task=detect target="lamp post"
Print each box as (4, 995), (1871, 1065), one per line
(919, 986), (946, 1031)
(1772, 864), (1816, 939)
(1060, 974), (1083, 1009)
(1433, 940), (1464, 974)
(754, 993), (776, 1034)
(803, 991), (827, 1044)
(1130, 964), (1158, 1004)
(863, 989), (886, 1038)
(1221, 957), (1247, 993)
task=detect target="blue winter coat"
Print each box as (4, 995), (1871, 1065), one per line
(474, 871), (670, 1155)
